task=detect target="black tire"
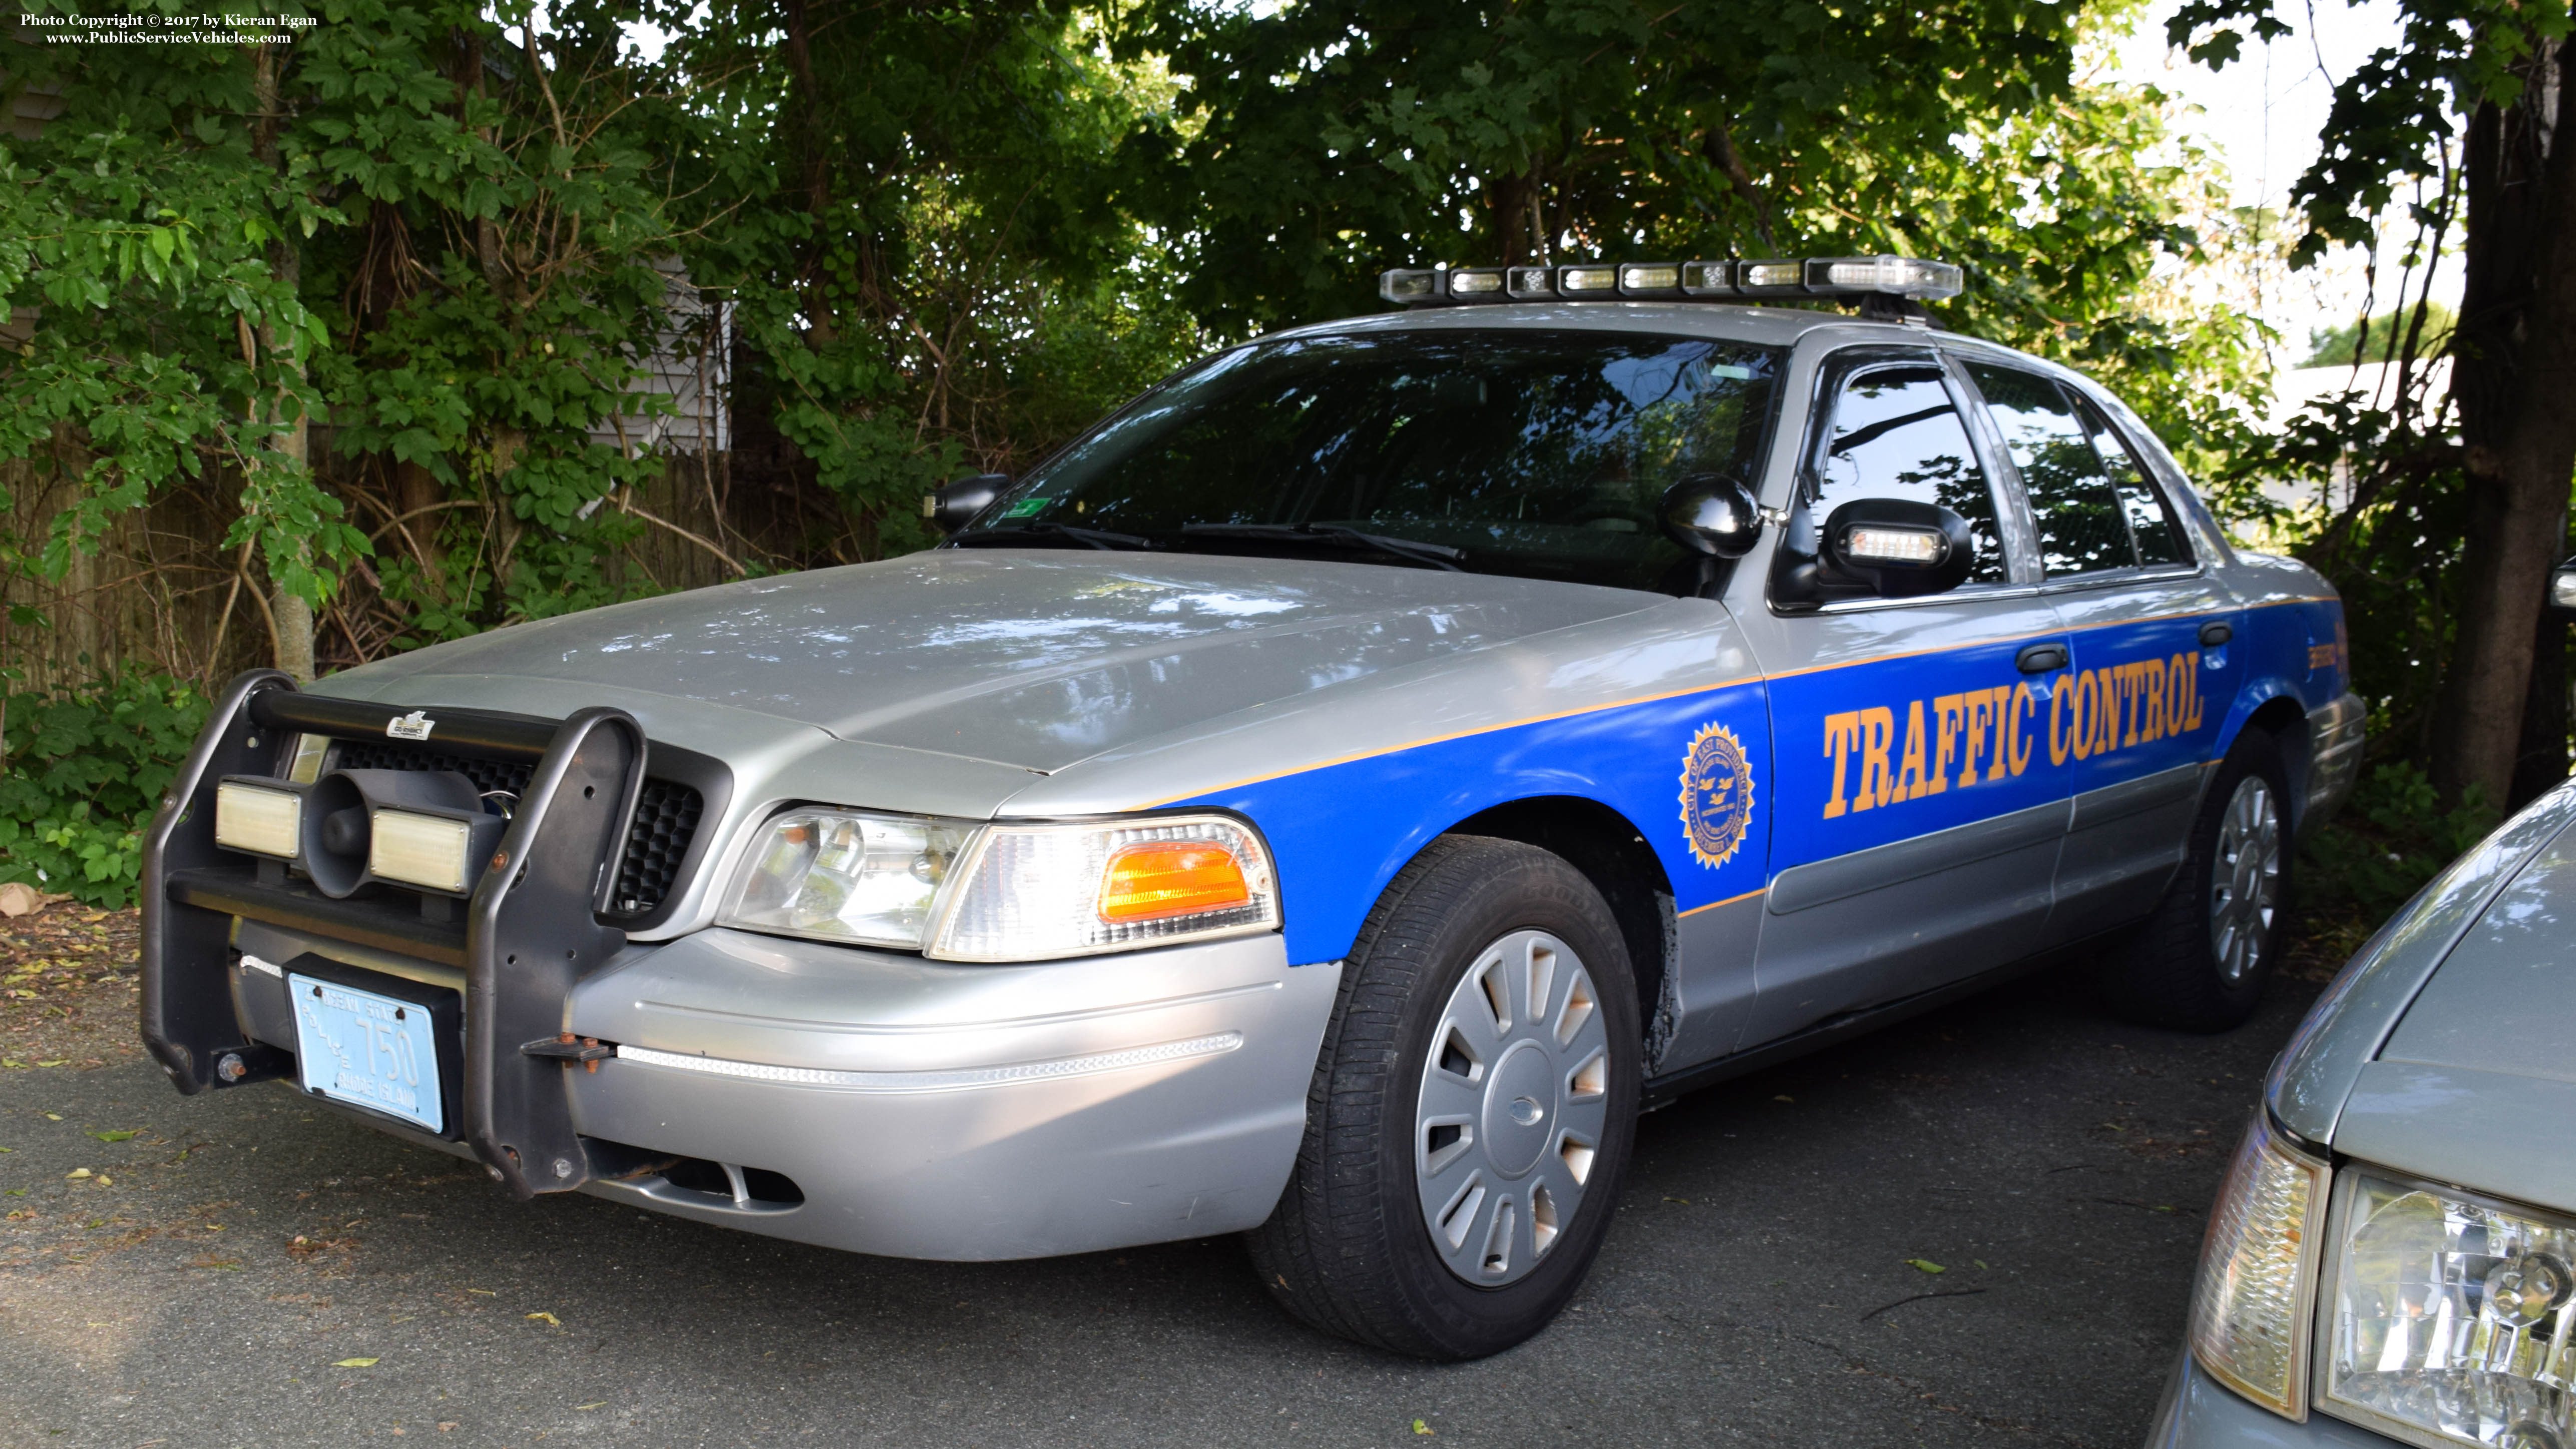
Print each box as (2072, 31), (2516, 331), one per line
(1246, 834), (1641, 1360)
(2100, 729), (2292, 1032)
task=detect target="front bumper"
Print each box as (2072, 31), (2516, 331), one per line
(225, 920), (1337, 1260)
(2143, 1353), (2400, 1449)
(145, 675), (1339, 1261)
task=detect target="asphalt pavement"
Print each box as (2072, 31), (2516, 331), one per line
(1, 947), (2320, 1449)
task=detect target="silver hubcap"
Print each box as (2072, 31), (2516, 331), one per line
(2210, 775), (2281, 984)
(1414, 929), (1610, 1287)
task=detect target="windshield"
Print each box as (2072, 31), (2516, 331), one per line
(960, 329), (1786, 595)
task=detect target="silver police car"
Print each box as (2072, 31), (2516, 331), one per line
(142, 255), (2364, 1359)
(2151, 773), (2576, 1449)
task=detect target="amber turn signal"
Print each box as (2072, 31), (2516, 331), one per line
(1097, 842), (1251, 922)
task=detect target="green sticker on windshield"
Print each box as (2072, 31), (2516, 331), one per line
(1003, 497), (1049, 518)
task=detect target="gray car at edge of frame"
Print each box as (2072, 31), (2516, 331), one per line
(2147, 769), (2576, 1449)
(140, 253), (2365, 1361)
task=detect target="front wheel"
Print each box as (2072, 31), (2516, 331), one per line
(1246, 835), (1640, 1359)
(2100, 729), (2291, 1031)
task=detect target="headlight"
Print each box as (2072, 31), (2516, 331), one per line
(2190, 1113), (2331, 1417)
(718, 808), (1280, 962)
(719, 808), (975, 948)
(925, 815), (1277, 962)
(2319, 1169), (2576, 1448)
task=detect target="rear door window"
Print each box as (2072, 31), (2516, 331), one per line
(2079, 401), (2193, 566)
(1966, 363), (2133, 577)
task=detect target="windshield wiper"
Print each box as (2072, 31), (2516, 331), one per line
(1178, 523), (1464, 572)
(951, 520), (1152, 552)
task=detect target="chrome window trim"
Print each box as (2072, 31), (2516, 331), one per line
(2037, 564), (2209, 596)
(1795, 583), (2045, 617)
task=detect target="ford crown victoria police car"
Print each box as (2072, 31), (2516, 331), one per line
(141, 256), (2363, 1359)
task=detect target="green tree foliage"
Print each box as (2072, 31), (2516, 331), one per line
(2303, 301), (2455, 368)
(0, 672), (205, 905)
(649, 0), (1205, 544)
(1116, 0), (2269, 463)
(2171, 0), (2576, 806)
(0, 13), (359, 613)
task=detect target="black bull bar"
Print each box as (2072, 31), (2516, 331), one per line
(140, 669), (647, 1201)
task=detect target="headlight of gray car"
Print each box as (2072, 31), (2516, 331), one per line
(2316, 1169), (2576, 1449)
(719, 808), (1279, 962)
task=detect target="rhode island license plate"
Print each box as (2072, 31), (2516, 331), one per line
(289, 973), (445, 1134)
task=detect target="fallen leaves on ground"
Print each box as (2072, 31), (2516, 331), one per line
(332, 1357), (379, 1368)
(0, 907), (143, 1067)
(526, 1311), (560, 1326)
(1907, 1259), (1946, 1274)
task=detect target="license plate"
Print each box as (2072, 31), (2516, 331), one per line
(289, 973), (445, 1134)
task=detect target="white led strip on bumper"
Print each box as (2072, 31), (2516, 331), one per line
(614, 1033), (1243, 1094)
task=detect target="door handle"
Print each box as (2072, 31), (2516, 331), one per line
(2200, 621), (2234, 647)
(2016, 642), (2069, 674)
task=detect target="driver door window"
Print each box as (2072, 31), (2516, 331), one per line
(1805, 363), (2009, 587)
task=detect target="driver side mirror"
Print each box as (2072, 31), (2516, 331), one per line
(923, 473), (1009, 536)
(1659, 474), (1764, 559)
(1819, 498), (1976, 598)
(2551, 555), (2576, 613)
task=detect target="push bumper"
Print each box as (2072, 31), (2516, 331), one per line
(145, 674), (1338, 1262)
(2142, 1352), (2399, 1448)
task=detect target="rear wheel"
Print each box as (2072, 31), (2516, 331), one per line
(1246, 835), (1640, 1359)
(2101, 730), (2291, 1031)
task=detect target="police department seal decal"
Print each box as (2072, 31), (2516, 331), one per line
(1678, 721), (1755, 869)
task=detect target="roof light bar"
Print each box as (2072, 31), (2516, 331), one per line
(1733, 259), (1807, 298)
(1382, 255), (1960, 309)
(1806, 255), (1964, 299)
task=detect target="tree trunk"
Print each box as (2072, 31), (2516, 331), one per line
(2430, 37), (2576, 809)
(251, 38), (317, 683)
(2510, 597), (2568, 809)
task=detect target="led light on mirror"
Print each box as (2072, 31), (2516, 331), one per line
(929, 815), (1276, 962)
(368, 809), (474, 893)
(1845, 526), (1947, 566)
(214, 780), (303, 859)
(722, 808), (974, 949)
(2322, 1170), (2576, 1449)
(2189, 1115), (2329, 1418)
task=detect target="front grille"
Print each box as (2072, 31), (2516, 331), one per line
(614, 779), (704, 914)
(329, 740), (701, 915)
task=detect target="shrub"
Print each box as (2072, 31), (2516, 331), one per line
(0, 673), (207, 909)
(2300, 761), (2501, 934)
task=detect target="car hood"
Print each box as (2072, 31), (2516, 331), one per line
(327, 550), (1658, 774)
(2306, 806), (2576, 1214)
